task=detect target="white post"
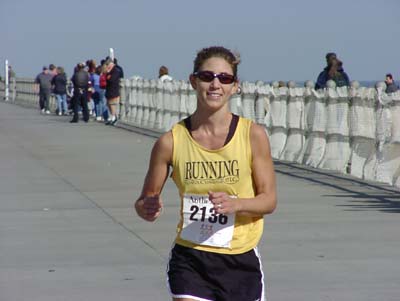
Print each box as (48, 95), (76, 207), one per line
(5, 60), (9, 101)
(109, 48), (114, 61)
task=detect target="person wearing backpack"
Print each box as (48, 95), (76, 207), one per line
(70, 63), (90, 123)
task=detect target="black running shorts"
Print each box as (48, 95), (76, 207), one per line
(167, 244), (265, 301)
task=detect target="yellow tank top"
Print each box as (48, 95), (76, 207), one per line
(171, 116), (264, 254)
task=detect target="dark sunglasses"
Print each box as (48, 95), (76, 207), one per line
(193, 71), (236, 84)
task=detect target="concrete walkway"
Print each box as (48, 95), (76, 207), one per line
(0, 101), (399, 301)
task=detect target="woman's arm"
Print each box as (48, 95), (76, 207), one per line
(209, 123), (277, 216)
(134, 131), (173, 222)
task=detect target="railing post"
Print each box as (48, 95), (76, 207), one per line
(318, 80), (351, 172)
(5, 60), (9, 101)
(269, 81), (288, 159)
(281, 81), (305, 163)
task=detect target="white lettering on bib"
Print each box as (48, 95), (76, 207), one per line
(180, 194), (235, 248)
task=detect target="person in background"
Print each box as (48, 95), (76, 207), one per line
(86, 59), (97, 74)
(104, 59), (122, 125)
(49, 64), (57, 78)
(86, 59), (97, 116)
(66, 78), (74, 115)
(51, 66), (68, 115)
(8, 65), (16, 79)
(91, 66), (106, 121)
(315, 52), (350, 89)
(70, 63), (90, 123)
(99, 62), (109, 121)
(158, 65), (173, 82)
(385, 73), (398, 93)
(135, 46), (277, 301)
(114, 58), (124, 78)
(278, 80), (286, 88)
(35, 66), (53, 114)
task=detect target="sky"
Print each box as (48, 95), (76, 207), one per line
(1, 0), (399, 83)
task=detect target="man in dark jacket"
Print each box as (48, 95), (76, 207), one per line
(385, 73), (398, 93)
(104, 59), (122, 125)
(315, 52), (350, 90)
(51, 67), (68, 115)
(70, 63), (90, 123)
(114, 58), (124, 78)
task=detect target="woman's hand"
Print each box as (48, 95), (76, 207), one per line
(208, 191), (240, 215)
(135, 195), (163, 222)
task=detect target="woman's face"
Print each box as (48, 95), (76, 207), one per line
(190, 57), (238, 112)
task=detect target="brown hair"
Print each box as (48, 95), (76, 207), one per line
(193, 46), (240, 77)
(95, 65), (102, 75)
(159, 65), (169, 77)
(56, 66), (64, 75)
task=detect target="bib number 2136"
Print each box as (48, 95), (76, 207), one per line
(180, 194), (235, 248)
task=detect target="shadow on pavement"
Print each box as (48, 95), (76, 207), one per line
(274, 161), (400, 213)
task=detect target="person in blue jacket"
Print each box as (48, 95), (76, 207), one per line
(315, 52), (350, 89)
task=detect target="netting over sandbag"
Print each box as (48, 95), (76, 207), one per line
(301, 88), (327, 167)
(261, 84), (272, 135)
(269, 86), (288, 159)
(154, 79), (164, 129)
(269, 86), (288, 128)
(302, 132), (326, 167)
(363, 150), (378, 182)
(349, 87), (376, 139)
(374, 89), (400, 185)
(376, 94), (392, 143)
(255, 82), (270, 125)
(162, 81), (173, 131)
(186, 85), (197, 115)
(146, 80), (157, 128)
(326, 86), (349, 135)
(169, 81), (181, 127)
(119, 79), (129, 120)
(349, 137), (376, 179)
(390, 92), (400, 143)
(229, 91), (242, 116)
(376, 143), (400, 185)
(241, 81), (256, 121)
(348, 86), (377, 179)
(179, 81), (190, 121)
(319, 134), (351, 173)
(134, 79), (144, 125)
(127, 78), (138, 124)
(281, 87), (305, 162)
(270, 128), (288, 159)
(318, 85), (351, 172)
(141, 79), (151, 127)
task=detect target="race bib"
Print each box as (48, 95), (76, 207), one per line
(180, 194), (235, 248)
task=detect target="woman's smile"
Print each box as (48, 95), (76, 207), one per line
(206, 91), (223, 100)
